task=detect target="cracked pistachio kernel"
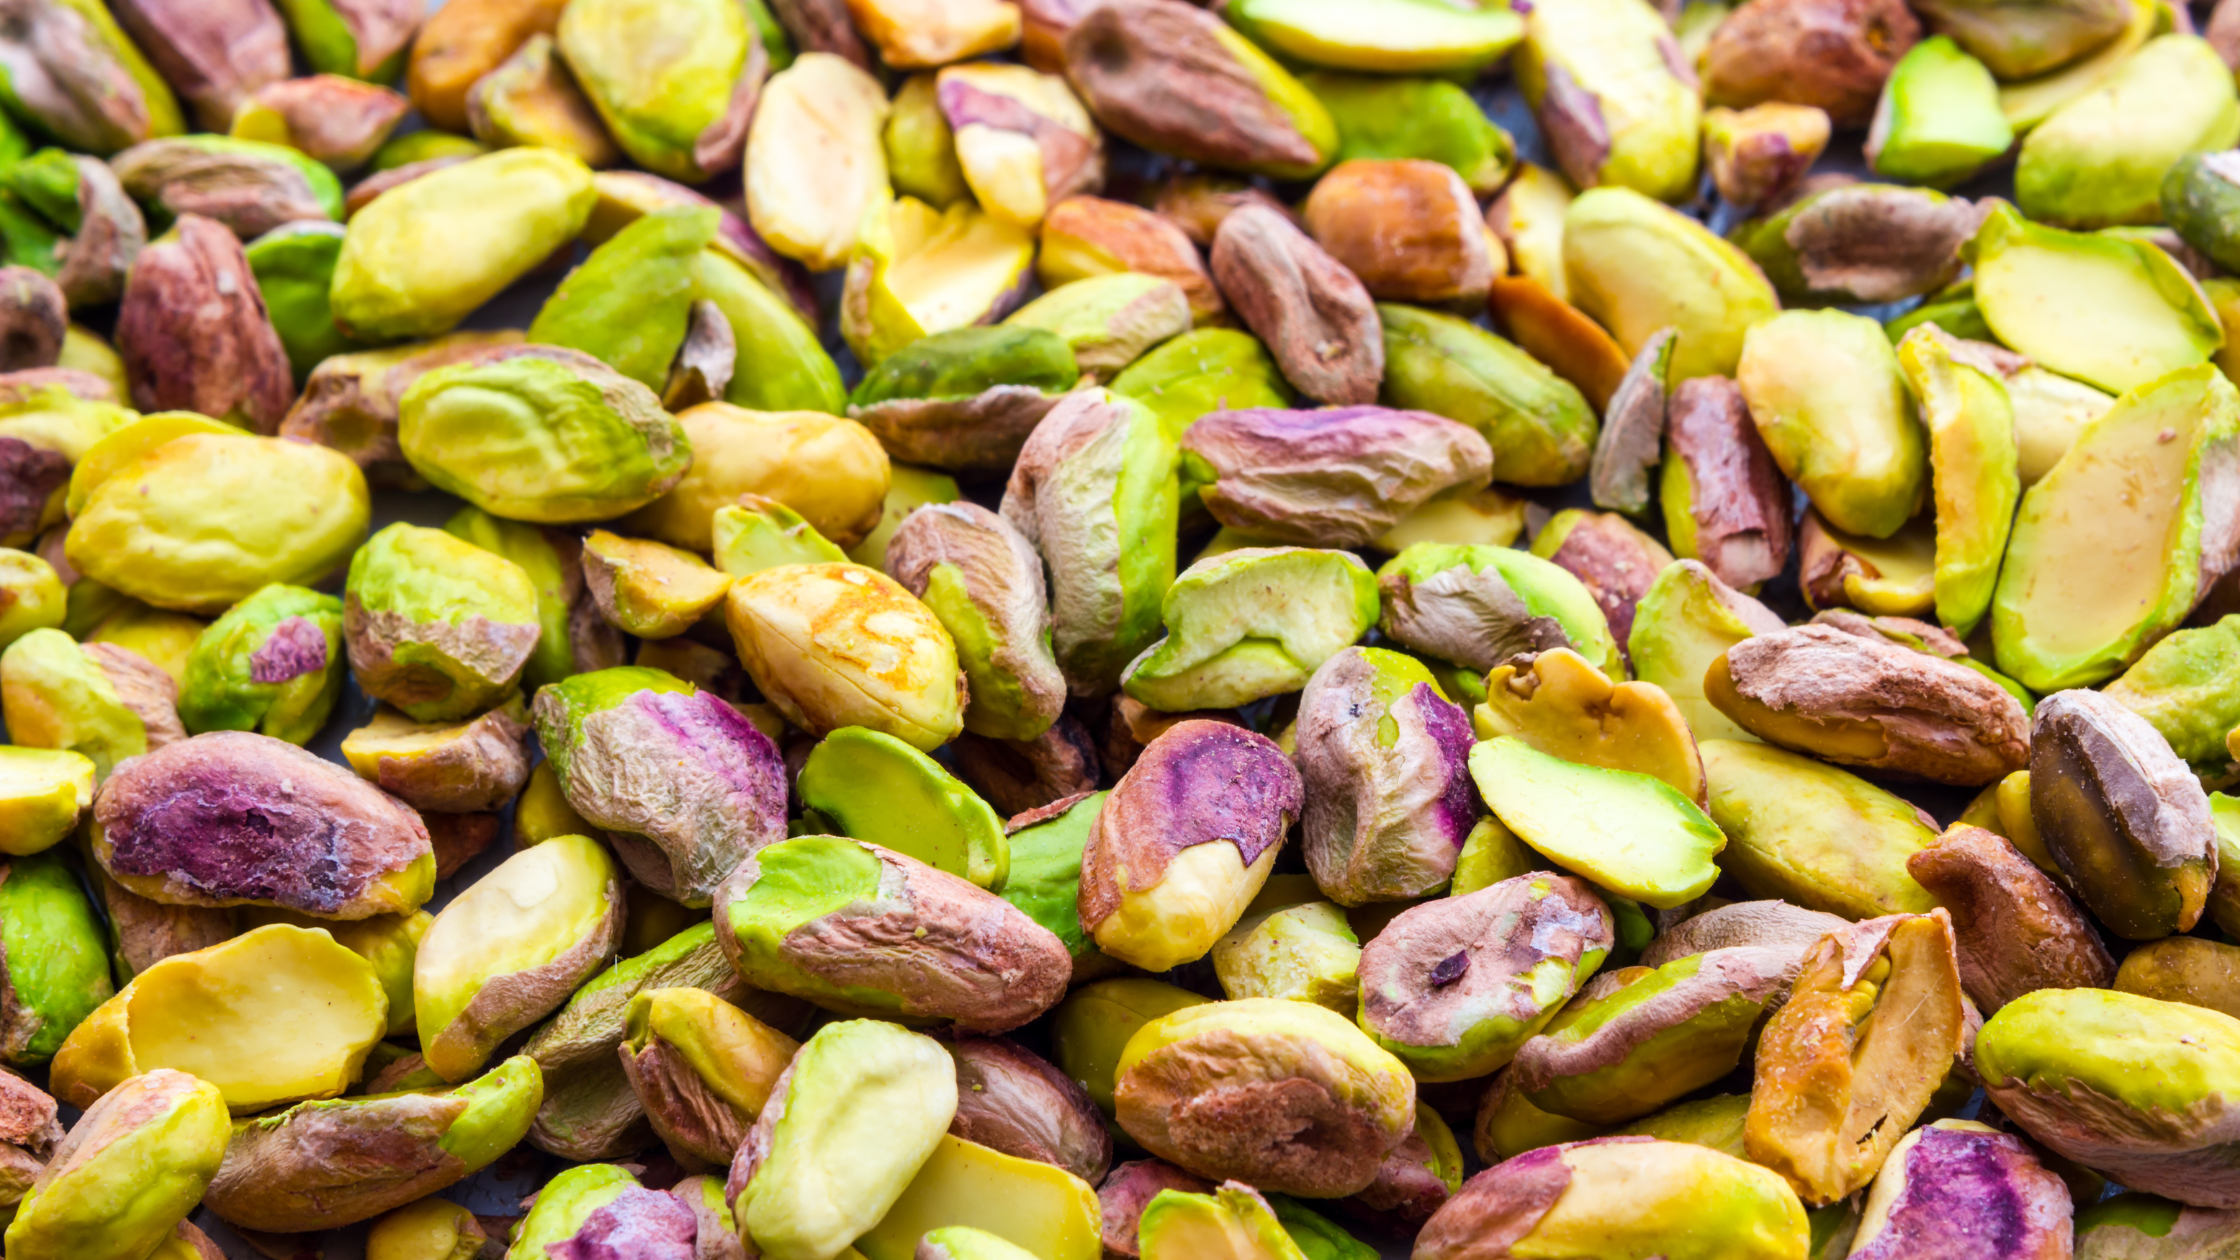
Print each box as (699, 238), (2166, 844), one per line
(555, 0), (762, 182)
(580, 530), (731, 641)
(842, 196), (1035, 369)
(1377, 542), (1620, 678)
(1212, 899), (1361, 1012)
(1514, 0), (1701, 201)
(1564, 187), (1779, 382)
(848, 325), (1079, 475)
(1182, 406), (1493, 550)
(725, 561), (965, 750)
(746, 53), (892, 272)
(629, 403), (888, 555)
(1700, 739), (1941, 919)
(1475, 647), (1704, 804)
(1134, 1182), (1304, 1260)
(1867, 37), (2012, 189)
(1737, 308), (1927, 541)
(1122, 546), (1378, 712)
(855, 1132), (1101, 1260)
(49, 924), (388, 1112)
(1303, 72), (1515, 197)
(0, 548), (63, 651)
(2017, 34), (2238, 231)
(339, 702), (528, 817)
(888, 500), (1064, 742)
(0, 849), (112, 1064)
(0, 629), (144, 783)
(2105, 614), (2240, 779)
(365, 1195), (489, 1260)
(714, 496), (848, 577)
(1703, 104), (1829, 212)
(1470, 737), (1724, 909)
(1053, 978), (1212, 1116)
(1896, 324), (2022, 638)
(617, 987), (796, 1168)
(1379, 303), (1597, 488)
(797, 725), (1008, 889)
(0, 746), (92, 856)
(1005, 272), (1188, 377)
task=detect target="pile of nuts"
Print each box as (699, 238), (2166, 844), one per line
(4, 0), (2240, 1255)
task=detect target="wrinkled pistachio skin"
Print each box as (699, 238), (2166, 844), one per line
(3, 1070), (229, 1260)
(176, 585), (344, 746)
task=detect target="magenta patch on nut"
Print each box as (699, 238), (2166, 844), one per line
(1414, 683), (1484, 847)
(545, 1186), (699, 1260)
(248, 616), (329, 684)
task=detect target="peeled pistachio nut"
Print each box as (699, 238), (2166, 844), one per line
(1980, 988), (2240, 1208)
(863, 1135), (1102, 1260)
(1210, 205), (1380, 405)
(447, 506), (620, 694)
(999, 389), (1179, 696)
(275, 330), (519, 484)
(1376, 542), (1620, 677)
(2115, 936), (2240, 1021)
(0, 746), (92, 855)
(2073, 1192), (2240, 1258)
(0, 547), (64, 651)
(92, 729), (432, 918)
(1482, 278), (1627, 421)
(848, 326), (1079, 474)
(0, 374), (134, 551)
(1357, 871), (1612, 1081)
(725, 562), (966, 750)
(522, 919), (772, 1096)
(1474, 647), (1704, 804)
(1796, 510), (1934, 617)
(0, 850), (112, 1063)
(1706, 624), (2031, 786)
(1704, 0), (1918, 126)
(841, 196), (1035, 369)
(1130, 1180), (1302, 1260)
(0, 0), (185, 155)
(630, 404), (888, 554)
(529, 203), (720, 394)
(1300, 160), (1496, 307)
(1472, 738), (1725, 909)
(50, 923), (387, 1111)
(204, 1053), (540, 1233)
(230, 905), (428, 1038)
(946, 1036), (1110, 1187)
(110, 135), (342, 239)
(725, 1020), (957, 1260)
(503, 1164), (662, 1258)
(459, 36), (615, 168)
(405, 0), (568, 132)
(1379, 485), (1527, 555)
(175, 583), (343, 746)
(1303, 71), (1514, 198)
(2106, 616), (2240, 780)
(1732, 184), (1980, 307)
(1377, 304), (1598, 487)
(332, 148), (596, 341)
(988, 787), (1103, 962)
(3, 1069), (226, 1260)
(1114, 998), (1413, 1197)
(338, 703), (528, 815)
(1746, 912), (1965, 1206)
(533, 666), (787, 906)
(112, 214), (292, 433)
(676, 254), (845, 419)
(229, 75), (406, 176)
(616, 987), (796, 1168)
(1737, 309), (1926, 541)
(1659, 374), (1794, 592)
(1896, 325), (2022, 638)
(1, 628), (151, 781)
(713, 496), (847, 576)
(2169, 152), (2240, 280)
(1099, 1160), (1212, 1258)
(1513, 0), (1702, 201)
(343, 522), (538, 722)
(1484, 164), (1571, 308)
(1703, 104), (1830, 212)
(1212, 899), (1360, 1013)
(745, 52), (890, 271)
(1040, 196), (1223, 324)
(0, 151), (148, 308)
(1866, 38), (2012, 190)
(365, 1193), (495, 1260)
(1701, 739), (1942, 918)
(1061, 0), (1334, 181)
(1564, 187), (1781, 382)
(887, 72), (969, 208)
(1475, 1068), (1608, 1163)
(1122, 547), (1378, 711)
(1225, 0), (1523, 75)
(1905, 824), (2114, 1012)
(1512, 946), (1794, 1127)
(1107, 327), (1292, 449)
(579, 531), (730, 640)
(548, 0), (766, 181)
(2019, 35), (2238, 231)
(582, 170), (818, 327)
(1295, 647), (1477, 905)
(242, 220), (369, 380)
(1924, 0), (2131, 79)
(1968, 203), (2222, 396)
(798, 725), (1008, 889)
(78, 640), (182, 752)
(417, 835), (624, 1083)
(888, 501), (1063, 743)
(1004, 272), (1187, 377)
(1844, 1119), (2071, 1259)
(1078, 720), (1300, 972)
(1054, 979), (1212, 1121)
(2032, 687), (2218, 940)
(933, 61), (1101, 231)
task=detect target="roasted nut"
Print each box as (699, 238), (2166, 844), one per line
(1484, 275), (1628, 416)
(1700, 739), (1942, 919)
(0, 851), (112, 1064)
(1122, 546), (1377, 711)
(0, 151), (148, 308)
(1514, 0), (1702, 201)
(50, 924), (388, 1111)
(1845, 1119), (2073, 1259)
(1212, 897), (1360, 1012)
(1475, 647), (1704, 803)
(113, 214), (292, 432)
(947, 1036), (1110, 1186)
(1210, 204), (1381, 406)
(1797, 509), (1935, 617)
(339, 703), (528, 815)
(1040, 196), (1222, 325)
(848, 326), (1078, 474)
(273, 0), (418, 80)
(275, 330), (520, 484)
(110, 135), (344, 237)
(1585, 327), (1673, 516)
(1115, 998), (1415, 1197)
(797, 725), (1008, 889)
(1704, 104), (1830, 212)
(1658, 374), (1793, 593)
(0, 268), (64, 373)
(713, 496), (847, 576)
(1527, 511), (1672, 653)
(1867, 38), (2012, 190)
(1302, 159), (1497, 307)
(1416, 1136), (1809, 1259)
(1704, 0), (1921, 126)
(990, 785), (1104, 967)
(1563, 187), (1781, 382)
(617, 987), (796, 1168)
(1061, 0), (1335, 180)
(1376, 542), (1621, 676)
(1706, 624), (2031, 786)
(1905, 824), (2115, 1013)
(1296, 646), (1478, 905)
(580, 530), (731, 640)
(533, 666), (787, 906)
(343, 522), (539, 722)
(629, 403), (887, 553)
(746, 53), (892, 271)
(204, 1054), (541, 1233)
(415, 834), (624, 1083)
(1979, 988), (2240, 1208)
(405, 0), (566, 132)
(713, 835), (1070, 1031)
(725, 562), (966, 750)
(2, 1069), (227, 1260)
(465, 35), (617, 169)
(2115, 936), (2240, 1021)
(1737, 309), (1925, 541)
(0, 746), (92, 855)
(1099, 1160), (1210, 1258)
(1307, 70), (1515, 199)
(2019, 35), (2238, 231)
(934, 62), (1101, 230)
(888, 501), (1065, 742)
(2032, 687), (2219, 940)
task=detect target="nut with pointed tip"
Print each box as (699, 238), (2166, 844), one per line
(1211, 205), (1382, 405)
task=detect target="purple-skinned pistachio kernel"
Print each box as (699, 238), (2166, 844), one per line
(1179, 406), (1493, 549)
(248, 616), (329, 684)
(547, 1186), (701, 1260)
(1847, 1120), (2071, 1260)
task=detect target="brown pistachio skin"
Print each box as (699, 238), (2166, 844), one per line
(0, 1068), (60, 1199)
(1709, 624), (2032, 786)
(241, 75), (410, 171)
(1589, 328), (1674, 517)
(344, 155), (473, 216)
(1342, 1113), (1455, 1232)
(110, 140), (335, 239)
(426, 811), (501, 880)
(1182, 406), (1492, 548)
(42, 156), (146, 309)
(107, 0), (290, 131)
(1751, 185), (1985, 304)
(1640, 900), (1849, 970)
(93, 868), (238, 979)
(0, 267), (65, 371)
(953, 717), (1101, 818)
(1098, 1160), (1211, 1258)
(1536, 512), (1673, 652)
(1155, 175), (1301, 248)
(1703, 0), (1922, 127)
(2032, 688), (2219, 941)
(851, 390), (1064, 476)
(1302, 160), (1497, 307)
(1044, 195), (1224, 324)
(1062, 0), (1325, 179)
(949, 1036), (1112, 1187)
(887, 501), (1065, 741)
(203, 1087), (492, 1233)
(114, 213), (293, 434)
(1211, 204), (1383, 406)
(1666, 375), (1793, 592)
(85, 641), (185, 750)
(765, 0), (872, 68)
(1907, 825), (2115, 1014)
(92, 730), (431, 918)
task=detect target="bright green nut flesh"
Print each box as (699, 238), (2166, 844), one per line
(1700, 739), (1942, 919)
(345, 522), (541, 723)
(3, 1070), (229, 1260)
(0, 746), (93, 855)
(797, 726), (1008, 890)
(2106, 615), (2240, 776)
(557, 0), (762, 183)
(850, 325), (1079, 413)
(0, 629), (145, 782)
(1627, 560), (1784, 745)
(2017, 34), (2240, 230)
(1052, 977), (1212, 1116)
(1138, 1183), (1310, 1260)
(1123, 546), (1379, 712)
(1515, 0), (1701, 202)
(506, 1163), (640, 1260)
(1867, 37), (2014, 189)
(444, 507), (592, 694)
(2165, 152), (2240, 277)
(1992, 364), (2240, 693)
(1378, 304), (1597, 489)
(529, 206), (720, 395)
(1377, 542), (1622, 678)
(712, 499), (847, 576)
(177, 584), (345, 745)
(997, 791), (1106, 964)
(1213, 899), (1361, 1012)
(1737, 309), (1927, 541)
(1469, 737), (1724, 909)
(1225, 0), (1523, 76)
(1004, 273), (1191, 377)
(1563, 186), (1780, 382)
(1304, 72), (1515, 196)
(0, 850), (112, 1063)
(245, 222), (364, 380)
(852, 1132), (1102, 1260)
(1109, 327), (1294, 446)
(684, 249), (848, 415)
(1896, 327), (2021, 638)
